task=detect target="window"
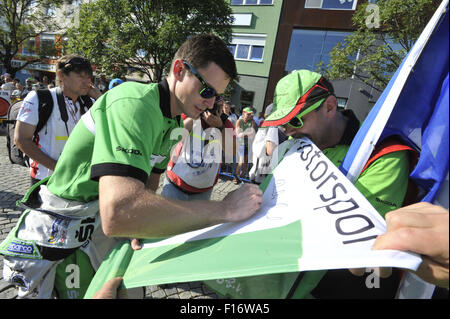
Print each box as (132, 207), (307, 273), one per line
(285, 29), (352, 72)
(236, 45), (250, 60)
(40, 34), (56, 56)
(228, 44), (237, 56)
(22, 38), (36, 56)
(231, 0), (273, 5)
(232, 13), (253, 26)
(336, 97), (348, 108)
(250, 46), (264, 61)
(230, 34), (266, 62)
(240, 90), (255, 108)
(305, 0), (358, 10)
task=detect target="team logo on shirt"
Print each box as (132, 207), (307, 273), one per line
(116, 146), (143, 156)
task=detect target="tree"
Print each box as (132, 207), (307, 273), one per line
(65, 0), (234, 82)
(0, 0), (64, 77)
(324, 0), (440, 93)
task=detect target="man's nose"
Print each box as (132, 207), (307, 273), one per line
(204, 97), (216, 110)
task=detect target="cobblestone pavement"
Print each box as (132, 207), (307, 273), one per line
(0, 135), (240, 299)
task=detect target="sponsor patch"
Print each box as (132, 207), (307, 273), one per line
(7, 241), (34, 255)
(116, 146), (143, 156)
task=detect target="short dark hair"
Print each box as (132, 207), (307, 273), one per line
(173, 34), (237, 81)
(57, 55), (93, 77)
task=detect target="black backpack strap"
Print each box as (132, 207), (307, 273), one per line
(55, 87), (69, 135)
(35, 89), (54, 136)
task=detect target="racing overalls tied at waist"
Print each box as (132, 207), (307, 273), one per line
(0, 178), (118, 298)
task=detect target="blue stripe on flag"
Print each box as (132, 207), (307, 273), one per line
(340, 6), (449, 205)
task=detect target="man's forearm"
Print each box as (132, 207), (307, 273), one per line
(99, 176), (228, 239)
(99, 175), (262, 240)
(17, 138), (57, 171)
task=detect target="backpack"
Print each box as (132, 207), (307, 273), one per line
(360, 135), (419, 206)
(6, 88), (93, 166)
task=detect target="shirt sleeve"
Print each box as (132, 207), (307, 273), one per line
(90, 97), (161, 184)
(265, 127), (279, 145)
(16, 90), (39, 126)
(355, 150), (410, 218)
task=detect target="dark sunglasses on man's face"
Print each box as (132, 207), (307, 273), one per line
(286, 93), (332, 129)
(182, 61), (222, 101)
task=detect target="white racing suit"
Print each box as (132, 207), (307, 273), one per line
(0, 179), (127, 298)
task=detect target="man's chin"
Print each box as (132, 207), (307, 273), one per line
(189, 112), (201, 120)
(293, 134), (312, 141)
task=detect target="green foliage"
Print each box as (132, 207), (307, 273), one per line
(325, 0), (440, 92)
(65, 0), (233, 82)
(0, 0), (64, 76)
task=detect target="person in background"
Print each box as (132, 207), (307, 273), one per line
(162, 97), (235, 200)
(14, 55), (100, 185)
(11, 81), (29, 102)
(253, 111), (264, 127)
(233, 107), (257, 184)
(108, 78), (124, 90)
(249, 103), (287, 184)
(25, 77), (34, 92)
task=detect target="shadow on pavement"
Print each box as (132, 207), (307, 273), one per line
(0, 190), (23, 210)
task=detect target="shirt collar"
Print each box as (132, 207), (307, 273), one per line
(338, 109), (360, 146)
(158, 78), (172, 118)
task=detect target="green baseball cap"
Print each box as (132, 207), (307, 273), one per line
(261, 70), (334, 127)
(242, 107), (254, 114)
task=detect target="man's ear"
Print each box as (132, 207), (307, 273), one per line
(56, 70), (64, 86)
(325, 95), (338, 116)
(172, 59), (185, 81)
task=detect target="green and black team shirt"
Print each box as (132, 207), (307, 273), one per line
(46, 79), (182, 202)
(321, 110), (409, 218)
(274, 109), (410, 218)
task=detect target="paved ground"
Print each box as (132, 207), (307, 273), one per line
(0, 135), (241, 299)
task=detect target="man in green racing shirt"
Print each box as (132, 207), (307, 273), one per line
(0, 34), (262, 298)
(209, 69), (414, 299)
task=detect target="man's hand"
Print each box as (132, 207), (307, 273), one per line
(87, 85), (102, 100)
(131, 238), (142, 250)
(222, 183), (263, 222)
(92, 277), (123, 299)
(372, 202), (449, 288)
(202, 110), (222, 128)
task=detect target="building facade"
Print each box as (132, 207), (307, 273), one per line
(228, 0), (284, 114)
(2, 0), (90, 84)
(230, 0), (381, 121)
(267, 0), (380, 121)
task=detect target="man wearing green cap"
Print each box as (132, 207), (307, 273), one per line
(260, 69), (415, 298)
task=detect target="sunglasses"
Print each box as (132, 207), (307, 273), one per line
(286, 98), (327, 129)
(183, 61), (222, 101)
(60, 57), (92, 73)
(285, 78), (334, 129)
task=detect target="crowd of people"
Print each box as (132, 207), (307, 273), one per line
(0, 33), (447, 300)
(1, 74), (59, 104)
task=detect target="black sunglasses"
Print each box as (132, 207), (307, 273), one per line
(183, 61), (222, 101)
(286, 97), (328, 128)
(286, 78), (334, 129)
(61, 57), (92, 73)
